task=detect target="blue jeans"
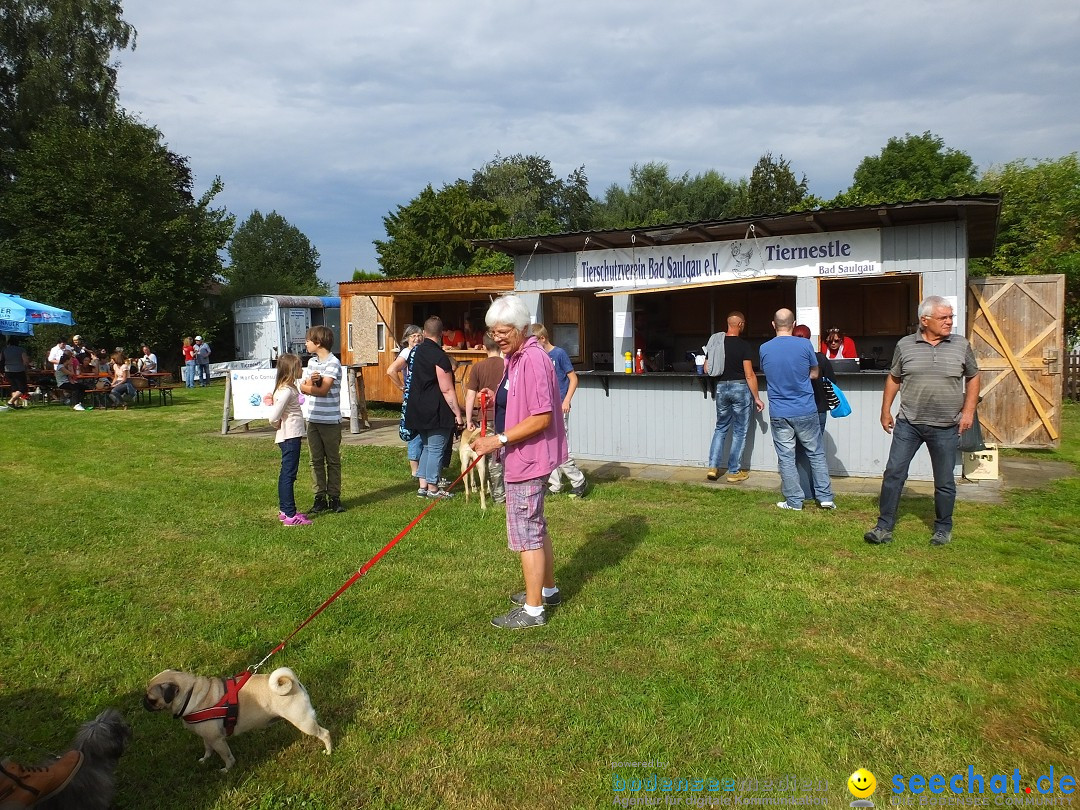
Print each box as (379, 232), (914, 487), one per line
(110, 380), (136, 403)
(197, 363), (209, 386)
(184, 360), (195, 387)
(278, 437), (302, 517)
(708, 381), (752, 473)
(770, 413), (834, 508)
(876, 419), (959, 534)
(418, 428), (451, 488)
(796, 412), (829, 501)
(407, 433), (423, 465)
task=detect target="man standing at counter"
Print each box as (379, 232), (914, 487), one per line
(703, 311), (764, 483)
(759, 309), (835, 510)
(865, 296), (980, 547)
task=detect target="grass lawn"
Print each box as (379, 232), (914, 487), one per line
(2, 391), (1078, 809)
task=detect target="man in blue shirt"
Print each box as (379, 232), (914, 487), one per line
(530, 324), (587, 498)
(758, 308), (835, 511)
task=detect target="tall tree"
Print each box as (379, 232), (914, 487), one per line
(0, 110), (234, 358)
(837, 131), (979, 206)
(0, 0), (135, 178)
(592, 162), (741, 228)
(975, 154), (1080, 339)
(224, 210), (327, 299)
(470, 153), (591, 235)
(732, 152), (811, 216)
(375, 180), (509, 277)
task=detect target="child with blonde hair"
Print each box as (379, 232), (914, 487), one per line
(268, 354), (311, 525)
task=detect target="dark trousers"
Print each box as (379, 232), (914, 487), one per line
(59, 382), (86, 405)
(876, 419), (959, 534)
(278, 437), (302, 517)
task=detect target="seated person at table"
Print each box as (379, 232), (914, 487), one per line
(821, 327), (857, 360)
(71, 334), (93, 368)
(138, 344), (158, 373)
(441, 322), (465, 350)
(109, 351), (136, 408)
(92, 347), (110, 374)
(54, 351), (89, 411)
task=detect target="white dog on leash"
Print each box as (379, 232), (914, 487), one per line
(458, 426), (489, 509)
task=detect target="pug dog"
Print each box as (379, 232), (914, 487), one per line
(144, 667), (331, 771)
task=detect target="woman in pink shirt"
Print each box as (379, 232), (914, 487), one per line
(471, 295), (567, 630)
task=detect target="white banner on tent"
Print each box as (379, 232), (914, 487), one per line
(574, 228), (882, 290)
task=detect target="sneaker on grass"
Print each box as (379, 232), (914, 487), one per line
(281, 513), (313, 526)
(776, 501), (802, 511)
(930, 530), (952, 546)
(864, 526), (893, 544)
(491, 606), (546, 629)
(510, 590), (561, 607)
(568, 482), (587, 498)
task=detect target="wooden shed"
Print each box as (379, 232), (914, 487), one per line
(339, 272), (514, 404)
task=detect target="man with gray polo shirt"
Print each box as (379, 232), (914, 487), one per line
(865, 296), (980, 547)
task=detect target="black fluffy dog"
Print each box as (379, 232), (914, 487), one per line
(37, 709), (131, 810)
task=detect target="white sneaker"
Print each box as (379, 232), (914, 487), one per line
(819, 501), (836, 510)
(72, 403), (86, 411)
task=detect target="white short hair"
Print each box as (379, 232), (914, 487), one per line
(919, 296), (952, 318)
(485, 295), (531, 331)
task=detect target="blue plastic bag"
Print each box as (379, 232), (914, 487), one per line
(829, 381), (852, 418)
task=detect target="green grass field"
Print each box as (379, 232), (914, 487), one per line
(2, 391), (1078, 809)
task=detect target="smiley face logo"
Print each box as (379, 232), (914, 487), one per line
(847, 768), (877, 799)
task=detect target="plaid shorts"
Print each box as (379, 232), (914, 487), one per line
(505, 476), (549, 552)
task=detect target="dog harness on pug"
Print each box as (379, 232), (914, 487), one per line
(180, 671), (252, 736)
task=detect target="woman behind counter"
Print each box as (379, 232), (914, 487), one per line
(821, 327), (857, 360)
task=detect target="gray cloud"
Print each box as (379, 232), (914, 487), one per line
(116, 0), (1080, 284)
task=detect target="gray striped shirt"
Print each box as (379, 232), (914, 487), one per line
(891, 332), (978, 427)
(301, 353), (342, 424)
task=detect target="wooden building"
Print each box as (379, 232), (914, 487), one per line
(474, 196), (1064, 479)
(339, 272), (514, 404)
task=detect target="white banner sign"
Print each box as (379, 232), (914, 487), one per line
(230, 369), (279, 420)
(575, 228), (882, 289)
(229, 367), (352, 421)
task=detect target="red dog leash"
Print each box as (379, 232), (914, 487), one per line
(248, 451), (486, 673)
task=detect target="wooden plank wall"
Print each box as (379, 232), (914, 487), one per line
(1067, 354), (1080, 401)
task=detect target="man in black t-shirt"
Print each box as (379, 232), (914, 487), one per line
(703, 312), (764, 482)
(403, 316), (464, 498)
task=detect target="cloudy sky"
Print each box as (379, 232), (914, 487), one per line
(116, 0), (1080, 287)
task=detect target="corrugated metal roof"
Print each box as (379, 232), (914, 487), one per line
(474, 194), (1002, 259)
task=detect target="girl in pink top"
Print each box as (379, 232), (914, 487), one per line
(470, 295), (567, 631)
(266, 354), (311, 525)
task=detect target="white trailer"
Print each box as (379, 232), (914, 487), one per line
(232, 295), (342, 362)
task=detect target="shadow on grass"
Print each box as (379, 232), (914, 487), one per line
(897, 492), (941, 533)
(557, 514), (649, 604)
(7, 653), (359, 809)
(344, 480), (418, 508)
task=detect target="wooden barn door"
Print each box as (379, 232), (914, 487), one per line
(966, 275), (1065, 448)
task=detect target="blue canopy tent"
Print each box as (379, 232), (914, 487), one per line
(0, 292), (75, 335)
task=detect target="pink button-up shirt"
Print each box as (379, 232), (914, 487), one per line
(502, 335), (567, 483)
